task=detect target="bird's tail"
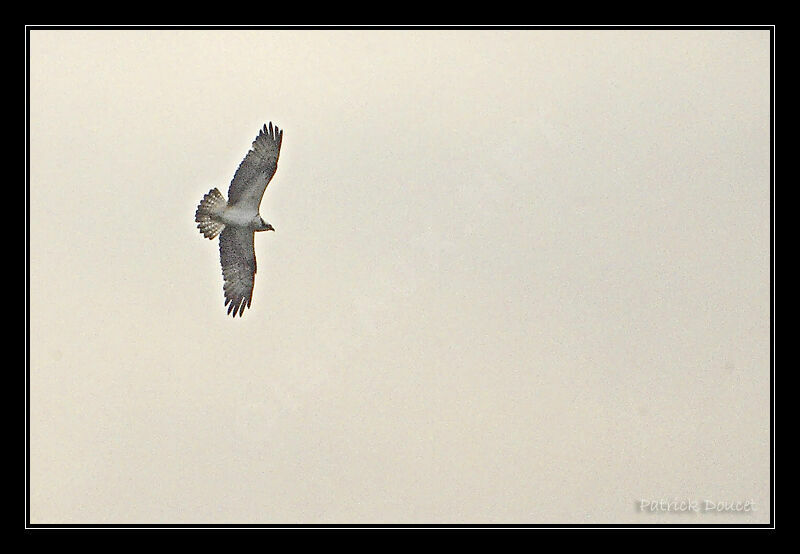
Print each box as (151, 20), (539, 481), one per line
(195, 188), (227, 239)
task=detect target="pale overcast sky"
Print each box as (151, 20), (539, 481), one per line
(29, 29), (771, 524)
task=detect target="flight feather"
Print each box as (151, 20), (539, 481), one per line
(227, 122), (283, 208)
(219, 227), (257, 317)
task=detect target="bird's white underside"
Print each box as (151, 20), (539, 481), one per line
(219, 203), (259, 227)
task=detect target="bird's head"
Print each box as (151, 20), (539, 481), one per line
(256, 217), (275, 232)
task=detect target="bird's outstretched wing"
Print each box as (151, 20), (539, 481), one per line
(227, 122), (283, 209)
(219, 227), (257, 317)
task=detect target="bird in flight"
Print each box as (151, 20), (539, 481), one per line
(195, 122), (284, 317)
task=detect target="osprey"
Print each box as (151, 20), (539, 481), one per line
(195, 122), (283, 317)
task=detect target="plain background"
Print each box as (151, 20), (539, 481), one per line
(28, 29), (771, 524)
